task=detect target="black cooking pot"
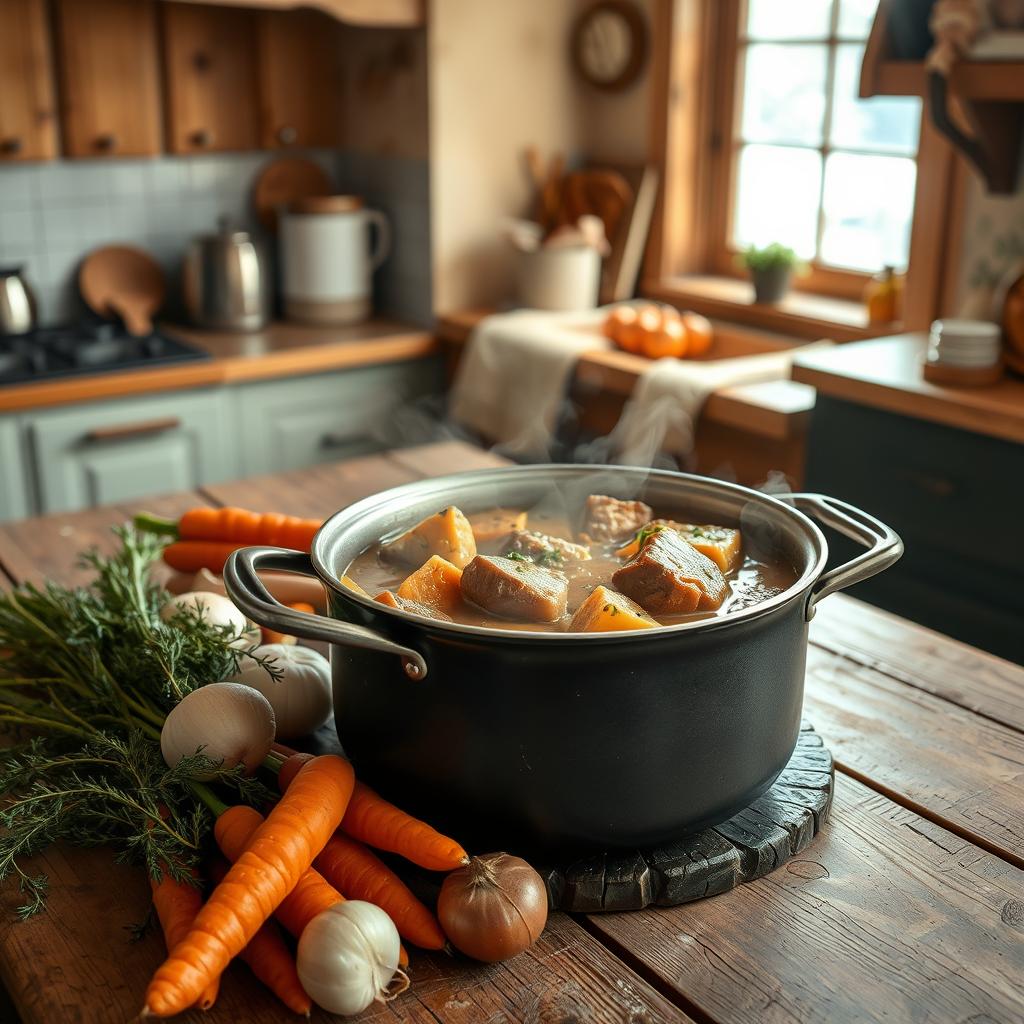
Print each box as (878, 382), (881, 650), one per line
(224, 466), (901, 850)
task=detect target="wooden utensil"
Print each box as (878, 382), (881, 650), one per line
(560, 169), (633, 243)
(253, 156), (333, 232)
(79, 245), (166, 336)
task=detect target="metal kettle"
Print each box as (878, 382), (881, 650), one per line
(183, 218), (270, 331)
(0, 266), (38, 336)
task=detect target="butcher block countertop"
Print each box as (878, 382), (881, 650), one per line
(0, 318), (438, 414)
(437, 309), (817, 441)
(792, 333), (1024, 444)
(0, 440), (1022, 1024)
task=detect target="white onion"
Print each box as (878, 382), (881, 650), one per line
(160, 682), (276, 779)
(230, 644), (333, 739)
(161, 591), (247, 638)
(297, 901), (403, 1016)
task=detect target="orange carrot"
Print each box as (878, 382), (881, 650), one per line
(149, 872), (220, 1011)
(315, 831), (446, 950)
(261, 602), (316, 646)
(143, 755), (355, 1018)
(216, 804), (409, 966)
(179, 507), (320, 550)
(207, 858), (311, 1016)
(161, 540), (242, 574)
(276, 751), (468, 873)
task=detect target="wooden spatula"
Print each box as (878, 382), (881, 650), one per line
(79, 246), (166, 337)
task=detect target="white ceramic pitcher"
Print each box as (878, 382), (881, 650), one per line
(280, 196), (391, 325)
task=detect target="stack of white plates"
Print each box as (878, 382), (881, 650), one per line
(928, 319), (1001, 368)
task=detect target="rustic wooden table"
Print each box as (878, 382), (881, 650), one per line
(0, 440), (1021, 1024)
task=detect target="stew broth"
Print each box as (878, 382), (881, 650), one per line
(344, 501), (798, 633)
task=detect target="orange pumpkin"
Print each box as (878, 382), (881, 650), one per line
(640, 307), (688, 360)
(682, 312), (713, 357)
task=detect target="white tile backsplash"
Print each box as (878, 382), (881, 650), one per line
(0, 147), (431, 326)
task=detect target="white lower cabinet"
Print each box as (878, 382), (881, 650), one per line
(0, 417), (32, 520)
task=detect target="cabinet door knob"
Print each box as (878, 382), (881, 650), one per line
(95, 133), (117, 152)
(276, 125), (298, 146)
(190, 128), (213, 148)
(84, 417), (182, 443)
(0, 137), (23, 155)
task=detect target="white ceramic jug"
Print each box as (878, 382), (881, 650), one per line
(280, 196), (391, 325)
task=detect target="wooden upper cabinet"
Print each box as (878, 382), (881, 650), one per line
(55, 0), (162, 158)
(0, 0), (57, 162)
(162, 3), (261, 154)
(258, 10), (344, 149)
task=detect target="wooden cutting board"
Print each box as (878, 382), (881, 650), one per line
(79, 245), (165, 336)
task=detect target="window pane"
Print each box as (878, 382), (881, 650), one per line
(820, 152), (916, 271)
(830, 44), (921, 154)
(838, 0), (879, 38)
(746, 0), (832, 39)
(740, 44), (828, 145)
(732, 144), (823, 259)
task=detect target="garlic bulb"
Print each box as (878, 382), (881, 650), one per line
(161, 591), (248, 639)
(230, 644), (333, 739)
(160, 682), (276, 779)
(297, 901), (404, 1016)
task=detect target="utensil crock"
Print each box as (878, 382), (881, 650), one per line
(224, 466), (901, 851)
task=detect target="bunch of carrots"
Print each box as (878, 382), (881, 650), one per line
(145, 745), (465, 1018)
(135, 507), (324, 573)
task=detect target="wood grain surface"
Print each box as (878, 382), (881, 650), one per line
(585, 773), (1024, 1024)
(811, 595), (1024, 733)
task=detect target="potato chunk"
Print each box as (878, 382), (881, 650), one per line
(384, 506), (477, 569)
(375, 589), (452, 621)
(612, 530), (728, 615)
(616, 521), (742, 572)
(468, 508), (528, 543)
(504, 529), (591, 566)
(339, 574), (368, 596)
(460, 555), (568, 622)
(396, 555), (464, 615)
(569, 586), (658, 632)
(582, 494), (652, 541)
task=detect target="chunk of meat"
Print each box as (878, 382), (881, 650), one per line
(569, 586), (657, 633)
(460, 555), (568, 622)
(375, 589), (452, 621)
(396, 555), (464, 615)
(468, 508), (528, 543)
(339, 574), (368, 596)
(612, 530), (728, 615)
(582, 494), (652, 541)
(616, 520), (742, 573)
(384, 506), (477, 569)
(504, 529), (591, 566)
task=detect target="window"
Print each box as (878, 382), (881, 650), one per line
(646, 0), (961, 334)
(730, 0), (921, 277)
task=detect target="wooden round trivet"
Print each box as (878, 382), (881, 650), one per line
(538, 720), (834, 913)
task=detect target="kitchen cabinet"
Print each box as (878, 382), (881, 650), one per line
(0, 418), (32, 520)
(232, 360), (442, 477)
(26, 390), (237, 515)
(0, 0), (57, 162)
(161, 3), (261, 154)
(803, 396), (1024, 663)
(258, 10), (344, 149)
(55, 0), (162, 158)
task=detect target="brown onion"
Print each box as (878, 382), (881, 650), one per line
(437, 852), (548, 962)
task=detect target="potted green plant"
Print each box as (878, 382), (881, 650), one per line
(740, 243), (803, 304)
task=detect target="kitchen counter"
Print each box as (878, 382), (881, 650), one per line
(792, 333), (1024, 444)
(437, 309), (817, 442)
(0, 318), (437, 414)
(1, 439), (1022, 1024)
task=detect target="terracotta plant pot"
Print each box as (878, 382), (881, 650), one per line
(751, 266), (792, 304)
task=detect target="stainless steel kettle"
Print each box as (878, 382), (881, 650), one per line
(182, 218), (270, 331)
(0, 266), (38, 336)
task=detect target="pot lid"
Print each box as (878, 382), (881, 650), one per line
(289, 194), (364, 215)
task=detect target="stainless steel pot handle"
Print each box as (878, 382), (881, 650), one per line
(787, 494), (903, 621)
(223, 546), (428, 680)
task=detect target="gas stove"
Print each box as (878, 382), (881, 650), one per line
(0, 321), (210, 386)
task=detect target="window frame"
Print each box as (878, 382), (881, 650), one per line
(644, 0), (965, 334)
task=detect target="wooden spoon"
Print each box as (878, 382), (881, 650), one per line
(79, 246), (166, 337)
